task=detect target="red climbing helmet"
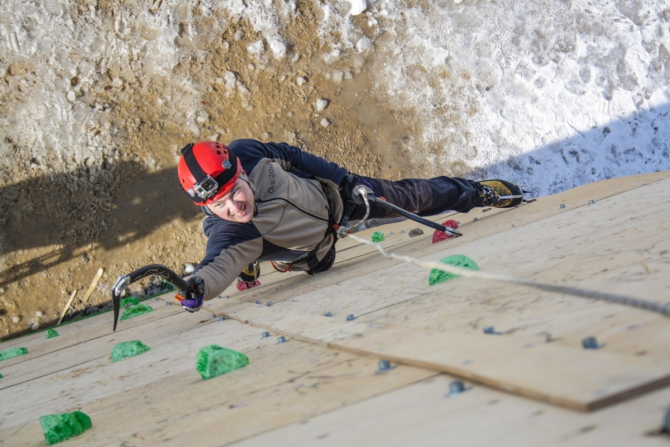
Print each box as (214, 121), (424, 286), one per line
(178, 141), (241, 206)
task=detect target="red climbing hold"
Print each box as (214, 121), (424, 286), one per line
(432, 220), (459, 244)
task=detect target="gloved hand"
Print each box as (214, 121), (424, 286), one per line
(340, 173), (370, 205)
(177, 275), (205, 313)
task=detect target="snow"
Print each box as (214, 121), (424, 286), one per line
(348, 0), (367, 16)
(349, 0), (670, 196)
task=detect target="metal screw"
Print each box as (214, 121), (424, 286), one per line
(324, 311), (333, 317)
(277, 335), (288, 344)
(664, 406), (670, 432)
(401, 230), (405, 233)
(582, 336), (604, 350)
(560, 204), (565, 209)
(166, 302), (171, 306)
(346, 314), (356, 321)
(473, 217), (479, 222)
(211, 314), (217, 319)
(377, 359), (393, 372)
(589, 199), (595, 205)
(261, 331), (270, 338)
(483, 326), (497, 335)
(449, 380), (466, 394)
(267, 301), (274, 307)
(255, 300), (262, 304)
(219, 316), (226, 321)
(389, 231), (394, 235)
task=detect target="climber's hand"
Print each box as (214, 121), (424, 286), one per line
(340, 174), (370, 205)
(176, 276), (205, 313)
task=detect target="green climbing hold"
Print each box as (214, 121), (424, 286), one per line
(0, 347), (28, 362)
(46, 328), (59, 339)
(0, 373), (3, 379)
(196, 344), (249, 380)
(429, 254), (479, 286)
(120, 296), (140, 307)
(371, 231), (385, 243)
(39, 411), (92, 445)
(120, 303), (153, 320)
(111, 341), (151, 362)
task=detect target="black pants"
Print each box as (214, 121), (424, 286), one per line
(307, 176), (479, 275)
(348, 176), (480, 221)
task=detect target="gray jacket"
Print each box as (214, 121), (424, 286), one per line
(194, 139), (347, 300)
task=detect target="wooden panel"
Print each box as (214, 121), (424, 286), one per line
(0, 318), (270, 430)
(329, 326), (670, 410)
(203, 301), (670, 411)
(232, 374), (670, 447)
(198, 176), (670, 410)
(1, 332), (433, 446)
(0, 299), (182, 370)
(0, 300), (221, 390)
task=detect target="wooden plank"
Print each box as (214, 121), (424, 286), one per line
(1, 335), (433, 446)
(232, 374), (670, 447)
(57, 290), (78, 325)
(0, 318), (281, 430)
(329, 326), (670, 411)
(0, 297), (182, 372)
(0, 300), (209, 390)
(204, 301), (670, 411)
(82, 267), (104, 304)
(198, 176), (670, 410)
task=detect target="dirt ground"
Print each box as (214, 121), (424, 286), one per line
(0, 2), (432, 339)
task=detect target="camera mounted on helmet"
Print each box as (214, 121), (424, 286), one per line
(177, 141), (241, 206)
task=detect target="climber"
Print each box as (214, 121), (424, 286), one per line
(175, 139), (523, 312)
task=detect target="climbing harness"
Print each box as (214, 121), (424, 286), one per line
(336, 184), (463, 240)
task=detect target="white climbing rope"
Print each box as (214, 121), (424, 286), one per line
(347, 233), (670, 318)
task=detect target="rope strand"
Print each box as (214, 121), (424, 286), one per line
(348, 233), (670, 318)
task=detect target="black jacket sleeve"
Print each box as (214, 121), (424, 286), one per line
(228, 139), (349, 188)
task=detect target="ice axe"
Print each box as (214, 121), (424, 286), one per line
(337, 185), (462, 239)
(111, 264), (188, 331)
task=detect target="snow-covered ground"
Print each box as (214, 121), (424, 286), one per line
(1, 0), (669, 197)
(327, 0), (670, 194)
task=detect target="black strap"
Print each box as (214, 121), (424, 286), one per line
(181, 144), (208, 183)
(338, 199), (357, 232)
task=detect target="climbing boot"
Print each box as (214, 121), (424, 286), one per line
(476, 179), (524, 208)
(238, 261), (260, 282)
